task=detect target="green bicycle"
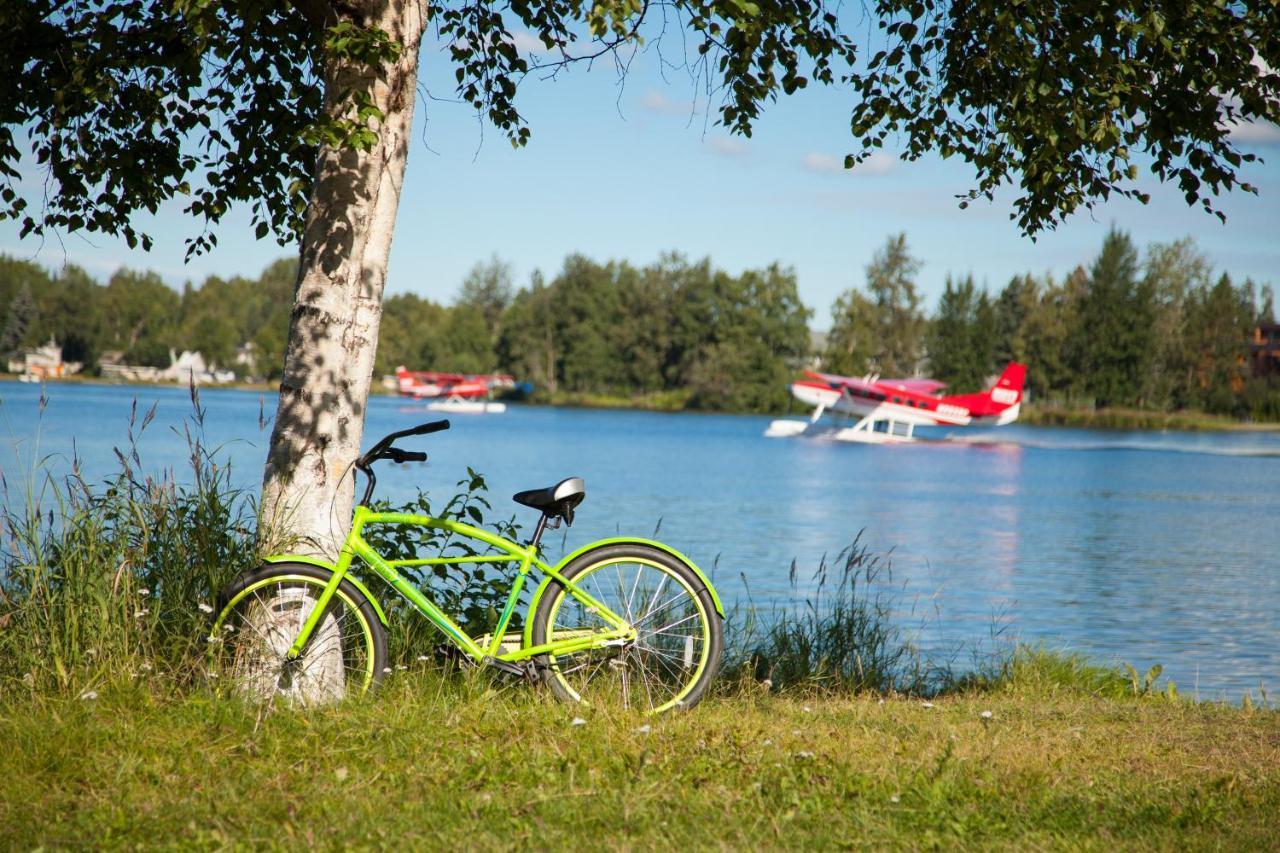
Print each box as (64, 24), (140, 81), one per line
(210, 419), (724, 712)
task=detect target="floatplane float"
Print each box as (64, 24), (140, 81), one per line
(765, 362), (1026, 444)
(394, 366), (513, 414)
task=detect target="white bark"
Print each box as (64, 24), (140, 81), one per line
(261, 1), (427, 559)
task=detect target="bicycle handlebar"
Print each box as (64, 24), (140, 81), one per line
(385, 448), (428, 464)
(354, 420), (449, 505)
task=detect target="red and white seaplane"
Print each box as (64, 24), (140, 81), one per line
(765, 362), (1026, 443)
(394, 366), (514, 414)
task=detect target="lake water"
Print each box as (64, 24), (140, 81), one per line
(3, 380), (1278, 699)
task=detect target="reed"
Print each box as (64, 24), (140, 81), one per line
(0, 391), (260, 694)
(722, 534), (930, 695)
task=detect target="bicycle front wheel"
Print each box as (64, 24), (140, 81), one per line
(530, 544), (722, 713)
(209, 563), (387, 704)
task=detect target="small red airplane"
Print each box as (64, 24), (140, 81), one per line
(394, 366), (514, 400)
(765, 362), (1026, 443)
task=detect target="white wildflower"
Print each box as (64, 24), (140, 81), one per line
(570, 717), (587, 726)
(133, 608), (149, 619)
(802, 705), (812, 713)
(139, 662), (152, 672)
(198, 602), (214, 614)
(921, 701), (935, 709)
(890, 795), (900, 804)
(762, 739), (772, 746)
(396, 664), (408, 671)
(138, 588), (150, 597)
(417, 655), (430, 661)
(635, 724), (652, 734)
(794, 751), (814, 759)
(86, 648), (98, 657)
(382, 667), (393, 674)
(79, 690), (98, 701)
(980, 710), (994, 719)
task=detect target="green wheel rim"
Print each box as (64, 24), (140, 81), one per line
(545, 556), (713, 713)
(210, 574), (378, 699)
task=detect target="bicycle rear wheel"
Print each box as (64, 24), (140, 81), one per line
(209, 563), (387, 703)
(529, 544), (722, 713)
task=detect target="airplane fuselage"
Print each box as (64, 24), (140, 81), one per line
(790, 378), (1021, 427)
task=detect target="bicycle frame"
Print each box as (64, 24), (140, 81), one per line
(283, 505), (636, 665)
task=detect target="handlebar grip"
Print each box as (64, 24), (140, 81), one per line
(408, 419), (450, 436)
(384, 447), (428, 464)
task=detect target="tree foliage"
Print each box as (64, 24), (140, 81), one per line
(3, 0), (1277, 258)
(851, 0), (1280, 233)
(927, 275), (995, 392)
(826, 234), (925, 377)
(921, 230), (1274, 417)
(0, 282), (35, 358)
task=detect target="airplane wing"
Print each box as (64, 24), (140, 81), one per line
(803, 370), (883, 394)
(881, 378), (947, 395)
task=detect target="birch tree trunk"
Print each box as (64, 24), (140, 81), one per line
(261, 1), (427, 559)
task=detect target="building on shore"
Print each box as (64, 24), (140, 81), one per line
(1251, 324), (1280, 378)
(98, 349), (235, 385)
(6, 339), (82, 379)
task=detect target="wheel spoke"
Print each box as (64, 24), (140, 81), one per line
(538, 555), (717, 712)
(214, 574), (377, 705)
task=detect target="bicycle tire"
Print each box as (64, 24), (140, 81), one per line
(210, 563), (388, 703)
(529, 543), (722, 713)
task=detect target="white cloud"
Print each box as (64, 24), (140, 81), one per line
(802, 152), (843, 174)
(510, 31), (554, 56)
(706, 135), (749, 158)
(640, 89), (695, 116)
(1227, 118), (1280, 146)
(802, 151), (897, 176)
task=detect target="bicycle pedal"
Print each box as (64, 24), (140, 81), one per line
(480, 656), (527, 678)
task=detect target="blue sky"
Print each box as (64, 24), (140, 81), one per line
(2, 32), (1278, 327)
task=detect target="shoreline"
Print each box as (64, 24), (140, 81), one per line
(5, 374), (1278, 433)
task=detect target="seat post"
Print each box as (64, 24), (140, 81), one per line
(528, 513), (549, 548)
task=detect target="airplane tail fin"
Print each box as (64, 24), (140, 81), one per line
(986, 363), (1025, 422)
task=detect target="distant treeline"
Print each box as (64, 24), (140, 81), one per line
(0, 256), (293, 379)
(826, 231), (1278, 419)
(1, 230), (1276, 418)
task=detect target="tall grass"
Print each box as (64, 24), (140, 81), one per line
(723, 534), (930, 695)
(0, 393), (260, 694)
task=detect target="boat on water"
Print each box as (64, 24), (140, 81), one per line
(424, 397), (507, 414)
(394, 366), (516, 413)
(766, 362), (1026, 444)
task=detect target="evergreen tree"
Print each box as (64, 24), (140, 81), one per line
(1141, 240), (1210, 409)
(1076, 229), (1152, 407)
(994, 274), (1039, 368)
(928, 275), (994, 391)
(1187, 273), (1254, 414)
(457, 255), (514, 339)
(866, 234), (926, 376)
(824, 289), (877, 376)
(1257, 284), (1276, 325)
(827, 234), (925, 377)
(0, 282), (35, 357)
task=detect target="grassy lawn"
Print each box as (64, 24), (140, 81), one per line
(3, 670), (1276, 849)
